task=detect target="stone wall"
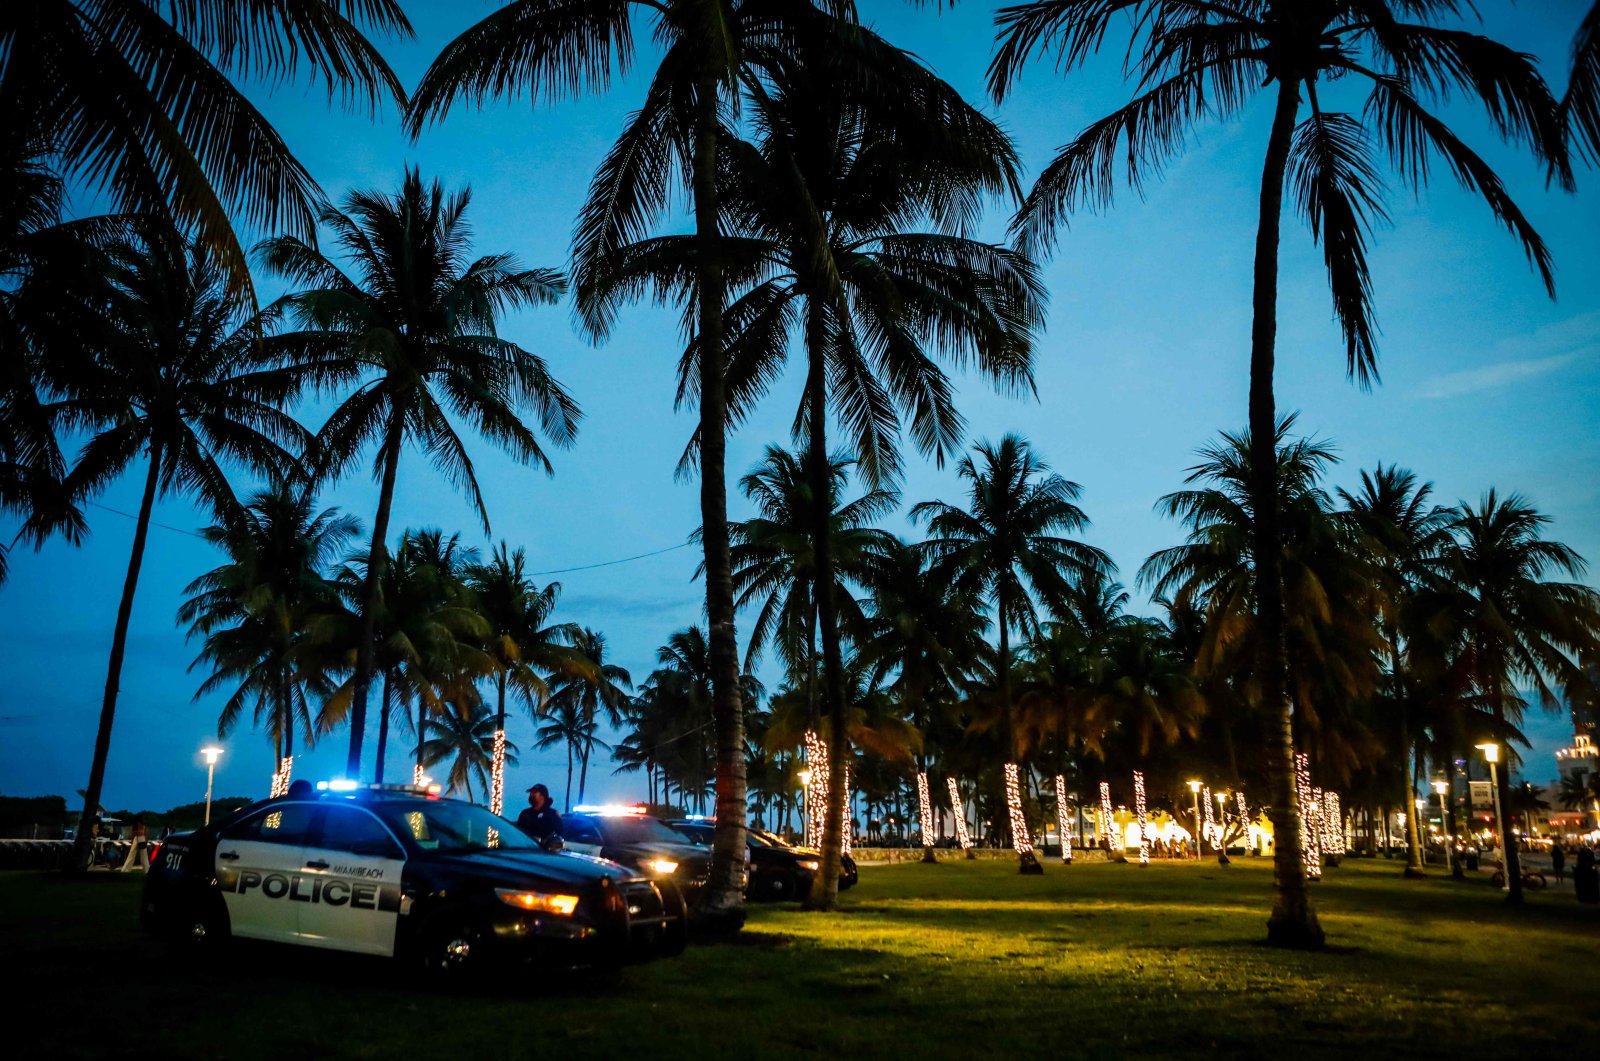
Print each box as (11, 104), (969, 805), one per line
(852, 846), (1114, 865)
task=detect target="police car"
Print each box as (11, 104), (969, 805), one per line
(558, 805), (718, 904)
(666, 819), (858, 900)
(140, 783), (687, 978)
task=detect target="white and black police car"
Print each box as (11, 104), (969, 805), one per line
(140, 782), (687, 978)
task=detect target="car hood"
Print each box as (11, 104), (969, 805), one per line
(423, 848), (637, 886)
(611, 841), (710, 870)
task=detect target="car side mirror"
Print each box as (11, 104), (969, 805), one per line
(541, 835), (565, 853)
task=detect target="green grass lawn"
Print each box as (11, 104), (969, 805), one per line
(6, 857), (1595, 1059)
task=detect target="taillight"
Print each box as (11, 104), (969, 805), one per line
(148, 842), (162, 866)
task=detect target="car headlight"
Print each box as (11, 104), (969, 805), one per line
(643, 859), (679, 876)
(797, 859), (820, 872)
(495, 888), (580, 916)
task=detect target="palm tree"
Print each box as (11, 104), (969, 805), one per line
(534, 697), (608, 811)
(52, 227), (311, 871)
(913, 435), (1112, 871)
(1339, 465), (1452, 878)
(258, 169), (578, 781)
(548, 629), (634, 804)
(1556, 769), (1600, 831)
(1429, 491), (1600, 903)
(991, 0), (1570, 950)
(466, 544), (584, 814)
(407, 0), (1001, 927)
(179, 480), (358, 792)
(421, 700), (515, 803)
(1563, 3), (1600, 162)
(4, 0), (409, 287)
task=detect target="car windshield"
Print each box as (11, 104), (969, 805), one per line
(592, 815), (689, 846)
(378, 801), (539, 854)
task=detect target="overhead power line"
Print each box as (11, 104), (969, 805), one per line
(85, 499), (692, 576)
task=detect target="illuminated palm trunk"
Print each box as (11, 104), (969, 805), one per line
(946, 777), (975, 856)
(489, 728), (507, 815)
(1296, 753), (1323, 880)
(1133, 770), (1149, 865)
(1099, 782), (1115, 856)
(804, 730), (829, 850)
(1004, 763), (1039, 871)
(1202, 785), (1216, 853)
(1053, 774), (1072, 864)
(916, 771), (936, 861)
(270, 756), (294, 797)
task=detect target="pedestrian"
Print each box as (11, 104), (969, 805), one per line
(1550, 841), (1566, 884)
(515, 784), (562, 846)
(119, 816), (149, 872)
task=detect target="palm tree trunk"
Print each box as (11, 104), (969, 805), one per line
(1401, 714), (1426, 877)
(578, 738), (590, 803)
(374, 671), (392, 785)
(565, 742), (573, 811)
(348, 409), (405, 778)
(692, 66), (746, 929)
(801, 301), (853, 911)
(1251, 75), (1323, 949)
(491, 675), (508, 815)
(72, 444), (162, 872)
(1487, 660), (1524, 905)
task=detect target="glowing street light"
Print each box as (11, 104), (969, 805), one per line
(1186, 780), (1203, 861)
(201, 746), (223, 825)
(1476, 742), (1509, 890)
(1432, 779), (1454, 874)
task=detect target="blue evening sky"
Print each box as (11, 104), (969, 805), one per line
(2, 1), (1596, 812)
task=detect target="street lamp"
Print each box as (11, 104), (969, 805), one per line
(1432, 779), (1453, 875)
(1476, 742), (1508, 889)
(1186, 780), (1203, 860)
(201, 746), (223, 825)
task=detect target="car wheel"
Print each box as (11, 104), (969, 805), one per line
(764, 872), (796, 902)
(176, 894), (230, 953)
(418, 914), (488, 985)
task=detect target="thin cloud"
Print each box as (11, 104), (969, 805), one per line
(1417, 313), (1598, 400)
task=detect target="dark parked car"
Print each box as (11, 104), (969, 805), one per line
(560, 807), (718, 904)
(666, 819), (857, 900)
(141, 784), (686, 979)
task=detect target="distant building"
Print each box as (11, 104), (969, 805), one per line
(1555, 697), (1597, 784)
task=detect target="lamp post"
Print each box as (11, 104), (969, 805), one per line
(1432, 779), (1453, 875)
(201, 746), (223, 825)
(1476, 742), (1509, 889)
(1186, 780), (1202, 860)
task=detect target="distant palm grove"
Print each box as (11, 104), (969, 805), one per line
(3, 1), (1599, 946)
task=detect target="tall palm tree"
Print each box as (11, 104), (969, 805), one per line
(991, 0), (1569, 950)
(421, 700), (515, 803)
(1339, 465), (1452, 878)
(1564, 3), (1600, 162)
(1429, 491), (1600, 903)
(3, 0), (410, 288)
(466, 544), (584, 814)
(258, 169), (578, 781)
(179, 480), (358, 791)
(548, 629), (634, 804)
(534, 697), (608, 811)
(50, 227), (310, 870)
(913, 435), (1111, 871)
(407, 0), (997, 927)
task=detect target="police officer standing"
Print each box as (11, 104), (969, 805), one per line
(516, 784), (562, 845)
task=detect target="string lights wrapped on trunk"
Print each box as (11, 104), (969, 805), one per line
(1054, 774), (1073, 864)
(1202, 784), (1216, 852)
(1099, 781), (1115, 855)
(269, 756), (293, 798)
(1133, 770), (1150, 865)
(488, 728), (507, 816)
(947, 776), (974, 852)
(413, 763), (426, 786)
(1322, 791), (1344, 857)
(803, 730), (829, 851)
(916, 772), (936, 861)
(1296, 752), (1323, 880)
(1004, 763), (1041, 872)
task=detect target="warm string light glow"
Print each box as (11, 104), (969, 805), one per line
(1296, 752), (1322, 880)
(1323, 791), (1344, 854)
(1133, 770), (1149, 865)
(803, 730), (829, 850)
(1099, 782), (1114, 852)
(1004, 763), (1033, 855)
(916, 772), (934, 849)
(1202, 785), (1216, 851)
(1236, 791), (1249, 850)
(488, 728), (507, 816)
(842, 762), (853, 856)
(413, 763), (426, 786)
(1054, 774), (1072, 863)
(269, 756), (294, 798)
(947, 777), (974, 849)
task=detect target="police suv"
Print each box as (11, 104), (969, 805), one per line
(140, 783), (687, 977)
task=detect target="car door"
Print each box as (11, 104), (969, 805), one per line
(561, 816), (605, 857)
(296, 804), (407, 956)
(215, 802), (322, 943)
